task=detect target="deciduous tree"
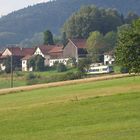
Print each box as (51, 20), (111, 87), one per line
(44, 30), (54, 45)
(115, 19), (140, 74)
(86, 31), (105, 62)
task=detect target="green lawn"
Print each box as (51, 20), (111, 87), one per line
(0, 68), (78, 89)
(0, 76), (139, 140)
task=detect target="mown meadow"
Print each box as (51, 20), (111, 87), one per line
(0, 76), (139, 140)
(0, 65), (121, 89)
(0, 68), (79, 89)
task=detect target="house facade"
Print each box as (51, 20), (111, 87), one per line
(21, 48), (36, 71)
(34, 45), (54, 66)
(48, 46), (68, 66)
(0, 47), (23, 71)
(22, 55), (33, 71)
(63, 39), (88, 62)
(0, 39), (116, 72)
(104, 51), (115, 65)
(0, 47), (35, 71)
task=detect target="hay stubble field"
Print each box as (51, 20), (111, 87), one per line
(0, 76), (139, 140)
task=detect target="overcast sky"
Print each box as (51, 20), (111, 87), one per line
(0, 0), (50, 16)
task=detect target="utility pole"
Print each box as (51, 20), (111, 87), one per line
(10, 47), (13, 88)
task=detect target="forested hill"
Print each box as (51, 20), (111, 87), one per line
(0, 0), (140, 46)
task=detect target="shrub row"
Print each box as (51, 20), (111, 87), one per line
(26, 71), (83, 85)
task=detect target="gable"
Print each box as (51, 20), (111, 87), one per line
(69, 39), (87, 49)
(34, 47), (44, 57)
(2, 48), (12, 56)
(63, 41), (77, 58)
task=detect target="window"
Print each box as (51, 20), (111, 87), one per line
(103, 68), (108, 71)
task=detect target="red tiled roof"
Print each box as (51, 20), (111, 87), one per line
(50, 52), (63, 59)
(8, 47), (22, 56)
(37, 45), (62, 55)
(21, 48), (36, 56)
(0, 55), (8, 59)
(69, 39), (87, 49)
(2, 47), (36, 57)
(22, 55), (33, 60)
(48, 46), (63, 53)
(37, 45), (55, 55)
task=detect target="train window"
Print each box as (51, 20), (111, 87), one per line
(103, 68), (108, 71)
(89, 69), (99, 72)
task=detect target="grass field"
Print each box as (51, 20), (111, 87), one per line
(0, 76), (139, 140)
(0, 68), (78, 89)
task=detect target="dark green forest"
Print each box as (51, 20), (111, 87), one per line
(0, 0), (140, 47)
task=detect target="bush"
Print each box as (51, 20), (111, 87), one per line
(0, 70), (5, 75)
(120, 67), (129, 73)
(26, 73), (36, 80)
(78, 58), (91, 72)
(15, 71), (24, 77)
(26, 72), (44, 85)
(65, 71), (83, 80)
(57, 63), (67, 72)
(26, 71), (84, 85)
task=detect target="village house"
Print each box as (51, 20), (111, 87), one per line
(0, 47), (23, 71)
(0, 39), (115, 72)
(22, 45), (66, 71)
(33, 45), (53, 66)
(63, 39), (88, 62)
(21, 48), (36, 71)
(48, 46), (68, 66)
(104, 51), (115, 65)
(33, 45), (65, 66)
(0, 47), (36, 71)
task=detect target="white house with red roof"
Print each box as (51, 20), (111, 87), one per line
(21, 48), (36, 71)
(48, 46), (68, 66)
(33, 45), (68, 67)
(34, 45), (55, 66)
(0, 47), (36, 71)
(0, 38), (115, 72)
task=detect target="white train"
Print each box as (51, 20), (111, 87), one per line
(87, 64), (114, 74)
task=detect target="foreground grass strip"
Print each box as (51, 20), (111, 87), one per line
(0, 76), (139, 110)
(0, 80), (139, 139)
(0, 73), (136, 95)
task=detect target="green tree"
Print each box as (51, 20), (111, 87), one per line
(78, 58), (92, 72)
(104, 31), (117, 52)
(3, 56), (11, 73)
(3, 56), (21, 73)
(35, 55), (45, 71)
(115, 19), (140, 74)
(57, 63), (67, 72)
(44, 30), (54, 45)
(125, 12), (139, 24)
(63, 5), (123, 39)
(28, 57), (35, 70)
(67, 57), (77, 67)
(61, 32), (68, 47)
(28, 55), (45, 71)
(87, 31), (105, 62)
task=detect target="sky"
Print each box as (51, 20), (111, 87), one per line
(0, 0), (50, 16)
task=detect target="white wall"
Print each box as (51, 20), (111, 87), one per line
(104, 55), (115, 65)
(22, 59), (33, 71)
(49, 58), (69, 66)
(34, 48), (45, 57)
(22, 60), (28, 71)
(0, 63), (6, 71)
